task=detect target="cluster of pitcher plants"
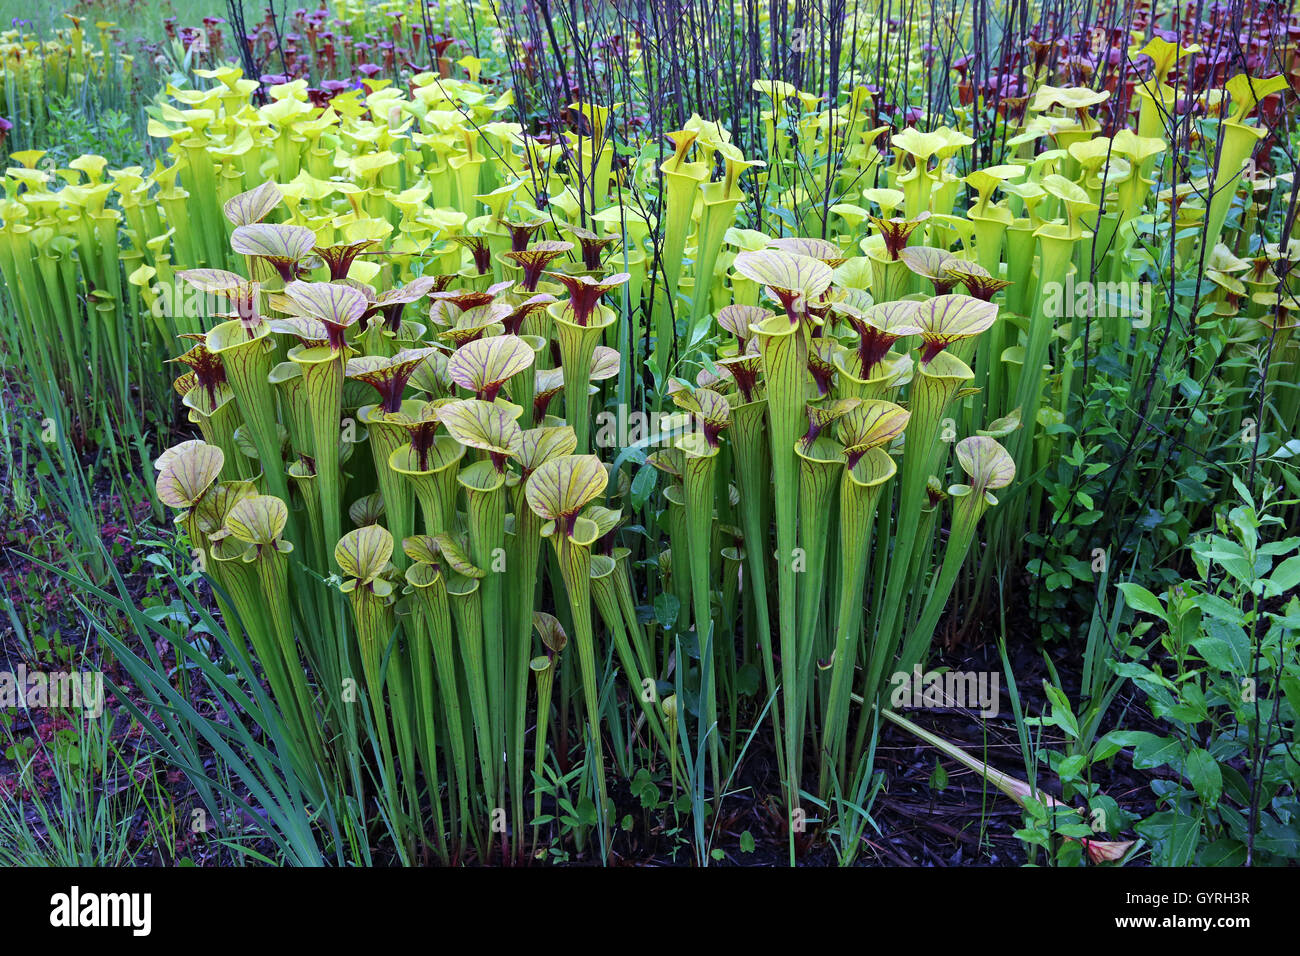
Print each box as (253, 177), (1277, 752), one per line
(149, 165), (1023, 861)
(4, 0), (1299, 865)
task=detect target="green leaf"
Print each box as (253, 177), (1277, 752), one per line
(1183, 748), (1223, 808)
(1198, 839), (1247, 866)
(735, 662), (761, 697)
(1042, 682), (1080, 739)
(1056, 753), (1087, 781)
(438, 399), (525, 459)
(1055, 823), (1094, 838)
(284, 280), (368, 328)
(447, 334), (536, 394)
(653, 592), (680, 629)
(1192, 618), (1251, 674)
(335, 524), (394, 583)
(916, 293), (998, 349)
(224, 180), (283, 226)
(1265, 555), (1300, 597)
(231, 222), (315, 261)
(155, 441), (224, 509)
(732, 248), (833, 301)
(1194, 592), (1245, 625)
(1136, 811), (1201, 866)
(1103, 730), (1183, 770)
(1013, 827), (1051, 847)
(1109, 660), (1176, 691)
(630, 463), (657, 509)
(929, 759), (948, 791)
(526, 454), (608, 521)
(1118, 581), (1165, 619)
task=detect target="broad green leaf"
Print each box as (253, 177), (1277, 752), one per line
(1103, 730), (1183, 770)
(732, 249), (833, 301)
(1264, 555), (1300, 597)
(653, 592), (680, 629)
(224, 494), (289, 545)
(1191, 618), (1251, 674)
(900, 245), (958, 281)
(334, 524), (394, 583)
(432, 533), (486, 578)
(447, 335), (535, 395)
(231, 222), (316, 262)
(767, 236), (846, 266)
(630, 463), (657, 508)
(1042, 682), (1080, 739)
(223, 180), (283, 226)
(955, 436), (1015, 491)
(526, 454), (608, 521)
(402, 534), (442, 566)
(437, 398), (524, 459)
(284, 280), (368, 327)
(177, 268), (249, 294)
(917, 294), (998, 354)
(1136, 811), (1201, 866)
(1183, 748), (1223, 807)
(1117, 581), (1165, 619)
(518, 426), (578, 476)
(156, 442), (224, 509)
(533, 611), (568, 653)
(1194, 591), (1246, 625)
(716, 304), (773, 340)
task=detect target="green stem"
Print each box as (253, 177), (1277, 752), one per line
(753, 313), (807, 850)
